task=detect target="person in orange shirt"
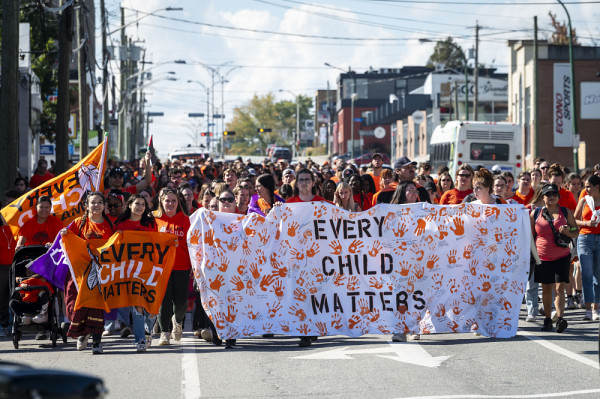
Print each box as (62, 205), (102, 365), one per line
(368, 153), (384, 191)
(548, 164), (577, 211)
(28, 159), (55, 189)
(0, 209), (16, 337)
(439, 164), (474, 205)
(511, 171), (534, 205)
(154, 188), (191, 346)
(16, 196), (63, 248)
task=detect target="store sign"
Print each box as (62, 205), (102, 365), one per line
(581, 82), (600, 120)
(553, 63), (573, 147)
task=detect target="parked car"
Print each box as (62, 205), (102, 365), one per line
(270, 147), (292, 163)
(353, 152), (390, 166)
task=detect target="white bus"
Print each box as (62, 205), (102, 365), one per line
(429, 121), (522, 177)
(168, 147), (210, 163)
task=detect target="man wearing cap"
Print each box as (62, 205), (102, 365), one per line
(375, 157), (430, 204)
(106, 151), (152, 195)
(281, 168), (296, 186)
(368, 153), (384, 190)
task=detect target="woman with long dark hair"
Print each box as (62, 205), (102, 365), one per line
(349, 174), (372, 211)
(248, 174), (284, 216)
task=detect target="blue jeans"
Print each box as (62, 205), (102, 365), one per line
(104, 307), (131, 331)
(578, 234), (600, 304)
(526, 271), (539, 316)
(131, 307), (156, 344)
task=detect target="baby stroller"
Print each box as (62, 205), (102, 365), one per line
(9, 245), (67, 349)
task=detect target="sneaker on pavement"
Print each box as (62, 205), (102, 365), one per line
(392, 333), (407, 342)
(566, 296), (576, 310)
(92, 343), (103, 354)
(576, 292), (585, 309)
(584, 310), (593, 321)
(408, 334), (420, 341)
(102, 330), (112, 337)
(594, 310), (600, 321)
(201, 329), (213, 342)
(32, 312), (48, 324)
(526, 315), (537, 322)
(555, 318), (568, 333)
(145, 334), (152, 347)
(35, 331), (48, 340)
(137, 341), (146, 352)
(551, 311), (558, 322)
(159, 332), (171, 346)
(193, 330), (202, 337)
(172, 315), (183, 342)
(77, 334), (90, 351)
(541, 318), (553, 332)
(120, 326), (132, 338)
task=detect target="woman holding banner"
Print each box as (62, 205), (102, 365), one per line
(248, 174), (284, 216)
(439, 165), (474, 205)
(65, 192), (115, 354)
(16, 196), (63, 248)
(154, 188), (191, 346)
(115, 194), (158, 352)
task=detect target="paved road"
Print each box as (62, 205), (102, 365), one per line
(1, 306), (599, 399)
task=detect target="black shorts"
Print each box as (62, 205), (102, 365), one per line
(534, 254), (571, 284)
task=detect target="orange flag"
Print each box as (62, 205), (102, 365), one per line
(1, 139), (108, 236)
(62, 230), (178, 314)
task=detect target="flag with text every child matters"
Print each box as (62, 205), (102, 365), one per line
(62, 230), (178, 314)
(188, 202), (531, 340)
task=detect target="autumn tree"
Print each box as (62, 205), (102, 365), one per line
(548, 12), (579, 46)
(225, 93), (312, 155)
(426, 37), (467, 70)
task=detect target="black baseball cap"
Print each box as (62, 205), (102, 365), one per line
(393, 156), (417, 169)
(109, 167), (124, 177)
(541, 183), (560, 196)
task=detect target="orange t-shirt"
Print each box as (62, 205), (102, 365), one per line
(368, 172), (382, 192)
(558, 188), (577, 211)
(68, 217), (115, 241)
(439, 188), (473, 205)
(511, 190), (534, 206)
(155, 212), (191, 271)
(579, 202), (600, 235)
(18, 215), (63, 246)
(19, 277), (54, 303)
(116, 219), (157, 232)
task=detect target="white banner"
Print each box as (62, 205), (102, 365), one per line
(188, 203), (530, 340)
(553, 63), (573, 147)
(581, 82), (600, 120)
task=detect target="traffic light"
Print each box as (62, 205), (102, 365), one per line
(200, 132), (213, 137)
(257, 128), (272, 133)
(223, 131), (236, 136)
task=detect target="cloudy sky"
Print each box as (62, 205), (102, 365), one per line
(102, 0), (599, 157)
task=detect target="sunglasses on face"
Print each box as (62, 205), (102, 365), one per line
(107, 203), (121, 208)
(218, 197), (235, 203)
(540, 166), (549, 170)
(458, 174), (471, 178)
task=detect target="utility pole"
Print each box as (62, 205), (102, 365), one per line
(56, 0), (74, 173)
(100, 0), (110, 147)
(118, 7), (127, 159)
(533, 16), (539, 162)
(473, 22), (479, 121)
(0, 0), (20, 195)
(77, 2), (89, 158)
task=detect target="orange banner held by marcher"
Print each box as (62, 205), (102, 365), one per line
(1, 139), (108, 236)
(61, 230), (178, 314)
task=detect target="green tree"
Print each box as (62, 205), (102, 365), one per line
(225, 93), (312, 155)
(426, 37), (466, 70)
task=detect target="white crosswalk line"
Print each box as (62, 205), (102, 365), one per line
(519, 330), (599, 369)
(181, 336), (202, 398)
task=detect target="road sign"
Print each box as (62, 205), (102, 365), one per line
(412, 110), (425, 125)
(39, 144), (55, 155)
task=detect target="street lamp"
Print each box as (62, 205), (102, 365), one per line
(350, 93), (358, 160)
(279, 89), (301, 160)
(557, 0), (579, 173)
(187, 80), (211, 149)
(419, 38), (469, 120)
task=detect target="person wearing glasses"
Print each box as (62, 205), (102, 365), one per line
(436, 172), (454, 198)
(439, 165), (474, 205)
(217, 190), (237, 214)
(154, 188), (191, 346)
(539, 161), (550, 183)
(286, 169), (328, 204)
(470, 170), (507, 205)
(531, 184), (578, 332)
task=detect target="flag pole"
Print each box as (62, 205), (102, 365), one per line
(96, 133), (109, 190)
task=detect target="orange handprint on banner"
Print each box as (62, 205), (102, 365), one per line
(449, 217), (465, 236)
(414, 219), (427, 236)
(245, 226), (256, 237)
(435, 303), (446, 318)
(498, 297), (512, 311)
(296, 271), (307, 286)
(398, 260), (410, 277)
(306, 281), (318, 294)
(447, 320), (459, 332)
(393, 223), (408, 238)
(368, 308), (380, 322)
(273, 279), (284, 298)
(465, 206), (481, 218)
(218, 256), (229, 272)
(225, 305), (237, 322)
(368, 241), (383, 257)
(287, 222), (299, 237)
(209, 275), (224, 292)
(348, 314), (361, 329)
(249, 263), (261, 279)
(258, 228), (269, 244)
(485, 207), (500, 218)
(245, 280), (255, 295)
(463, 244), (473, 259)
(297, 324), (310, 335)
(214, 312), (225, 329)
(332, 273), (346, 287)
(267, 301), (282, 318)
(329, 240), (342, 255)
(306, 242), (320, 258)
(461, 291), (476, 305)
(358, 298), (370, 315)
(469, 259), (479, 276)
(289, 305), (307, 321)
(226, 236), (239, 251)
(242, 240), (251, 256)
(369, 276), (384, 289)
(426, 254), (439, 269)
(280, 322), (290, 332)
(431, 272), (442, 288)
(447, 250), (457, 264)
(494, 227), (504, 243)
(500, 258), (512, 273)
(231, 276), (244, 291)
(315, 321), (328, 336)
(406, 275), (416, 293)
(290, 248), (305, 260)
(506, 208), (518, 222)
(311, 269), (324, 282)
(314, 205), (327, 218)
(256, 249), (266, 265)
(437, 224), (448, 240)
(244, 304), (257, 320)
(272, 264), (288, 278)
(260, 274), (275, 291)
(223, 224), (233, 235)
(478, 274), (491, 292)
(204, 230), (215, 246)
(412, 247), (425, 261)
(189, 230), (201, 245)
(348, 239), (364, 254)
(448, 278), (458, 293)
(293, 288), (307, 302)
(346, 276), (359, 291)
(331, 313), (343, 329)
(504, 241), (516, 256)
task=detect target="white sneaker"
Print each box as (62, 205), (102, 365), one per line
(159, 332), (171, 346)
(172, 315), (183, 342)
(526, 315), (537, 322)
(77, 334), (90, 351)
(200, 329), (213, 342)
(145, 334), (152, 347)
(583, 310), (593, 320)
(92, 343), (103, 355)
(407, 334), (420, 341)
(551, 311), (558, 322)
(593, 310), (600, 321)
(392, 333), (407, 342)
(32, 312), (48, 324)
(566, 296), (576, 310)
(102, 330), (112, 336)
